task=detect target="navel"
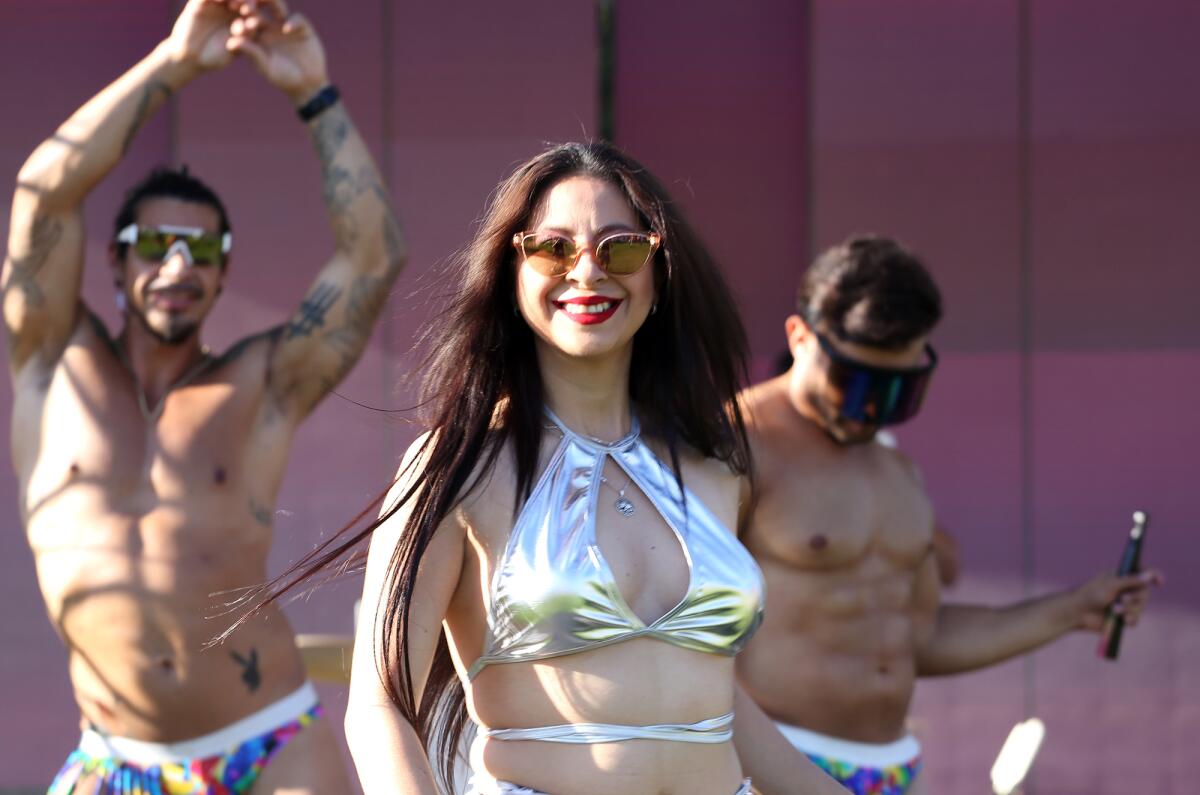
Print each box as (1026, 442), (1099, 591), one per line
(214, 466), (226, 485)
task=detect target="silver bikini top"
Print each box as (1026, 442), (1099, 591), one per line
(467, 409), (765, 680)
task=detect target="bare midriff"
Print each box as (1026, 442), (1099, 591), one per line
(442, 440), (753, 795)
(463, 640), (745, 795)
(17, 326), (308, 742)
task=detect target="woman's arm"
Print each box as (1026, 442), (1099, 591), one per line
(344, 437), (466, 794)
(732, 684), (845, 795)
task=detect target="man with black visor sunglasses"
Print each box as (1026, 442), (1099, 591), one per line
(806, 315), (938, 436)
(737, 237), (1161, 795)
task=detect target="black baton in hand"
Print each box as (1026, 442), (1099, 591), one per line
(1099, 511), (1149, 660)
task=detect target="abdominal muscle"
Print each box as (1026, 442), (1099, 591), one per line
(739, 558), (923, 743)
(462, 640), (745, 795)
(30, 503), (307, 742)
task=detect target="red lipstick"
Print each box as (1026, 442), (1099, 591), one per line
(554, 295), (623, 325)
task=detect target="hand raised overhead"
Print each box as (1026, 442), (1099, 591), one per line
(163, 0), (244, 74)
(226, 1), (331, 105)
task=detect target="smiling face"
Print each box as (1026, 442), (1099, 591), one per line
(112, 197), (226, 345)
(515, 175), (656, 361)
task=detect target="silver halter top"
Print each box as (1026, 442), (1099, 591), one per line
(468, 410), (764, 744)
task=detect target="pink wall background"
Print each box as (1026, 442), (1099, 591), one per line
(1, 1), (1196, 792)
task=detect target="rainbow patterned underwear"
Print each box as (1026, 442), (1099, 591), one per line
(805, 751), (921, 795)
(775, 721), (922, 795)
(49, 683), (321, 795)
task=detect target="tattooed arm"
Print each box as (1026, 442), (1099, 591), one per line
(2, 0), (243, 372)
(233, 11), (408, 421)
(268, 102), (406, 420)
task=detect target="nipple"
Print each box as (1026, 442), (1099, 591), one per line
(154, 656), (177, 676)
(68, 463), (81, 478)
(809, 534), (829, 551)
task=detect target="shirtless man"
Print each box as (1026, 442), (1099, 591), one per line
(738, 236), (1160, 794)
(4, 2), (404, 791)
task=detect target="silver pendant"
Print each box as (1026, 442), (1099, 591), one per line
(614, 496), (636, 517)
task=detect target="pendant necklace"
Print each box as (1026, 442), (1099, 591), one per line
(600, 472), (636, 518)
(541, 415), (637, 517)
(116, 343), (214, 422)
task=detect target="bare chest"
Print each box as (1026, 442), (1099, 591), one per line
(15, 352), (277, 524)
(751, 453), (933, 573)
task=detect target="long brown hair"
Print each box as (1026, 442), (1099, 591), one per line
(252, 141), (752, 790)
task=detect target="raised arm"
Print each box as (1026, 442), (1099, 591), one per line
(915, 555), (1162, 676)
(2, 0), (239, 372)
(345, 438), (465, 794)
(230, 7), (407, 422)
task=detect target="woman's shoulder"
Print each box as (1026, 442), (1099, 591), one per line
(378, 431), (500, 542)
(456, 437), (520, 522)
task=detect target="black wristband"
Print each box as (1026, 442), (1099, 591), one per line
(297, 85), (340, 123)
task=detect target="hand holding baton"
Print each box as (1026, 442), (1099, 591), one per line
(1098, 511), (1149, 660)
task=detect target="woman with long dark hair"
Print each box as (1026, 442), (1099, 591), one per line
(279, 142), (842, 794)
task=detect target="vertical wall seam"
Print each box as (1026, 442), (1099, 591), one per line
(802, 0), (815, 266)
(1017, 2), (1037, 790)
(380, 0), (396, 466)
(597, 0), (615, 142)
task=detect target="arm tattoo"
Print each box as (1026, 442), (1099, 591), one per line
(311, 107), (390, 249)
(248, 497), (273, 528)
(320, 276), (381, 382)
(121, 80), (172, 155)
(270, 105), (406, 408)
(230, 648), (262, 692)
(322, 164), (362, 245)
(311, 107), (349, 166)
(284, 281), (342, 339)
(322, 218), (405, 375)
(4, 215), (63, 308)
(313, 110), (356, 214)
(276, 222), (402, 407)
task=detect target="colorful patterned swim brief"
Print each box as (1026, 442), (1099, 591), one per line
(49, 683), (321, 795)
(776, 720), (922, 795)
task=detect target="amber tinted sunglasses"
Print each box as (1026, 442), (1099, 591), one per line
(512, 231), (661, 277)
(116, 223), (231, 267)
